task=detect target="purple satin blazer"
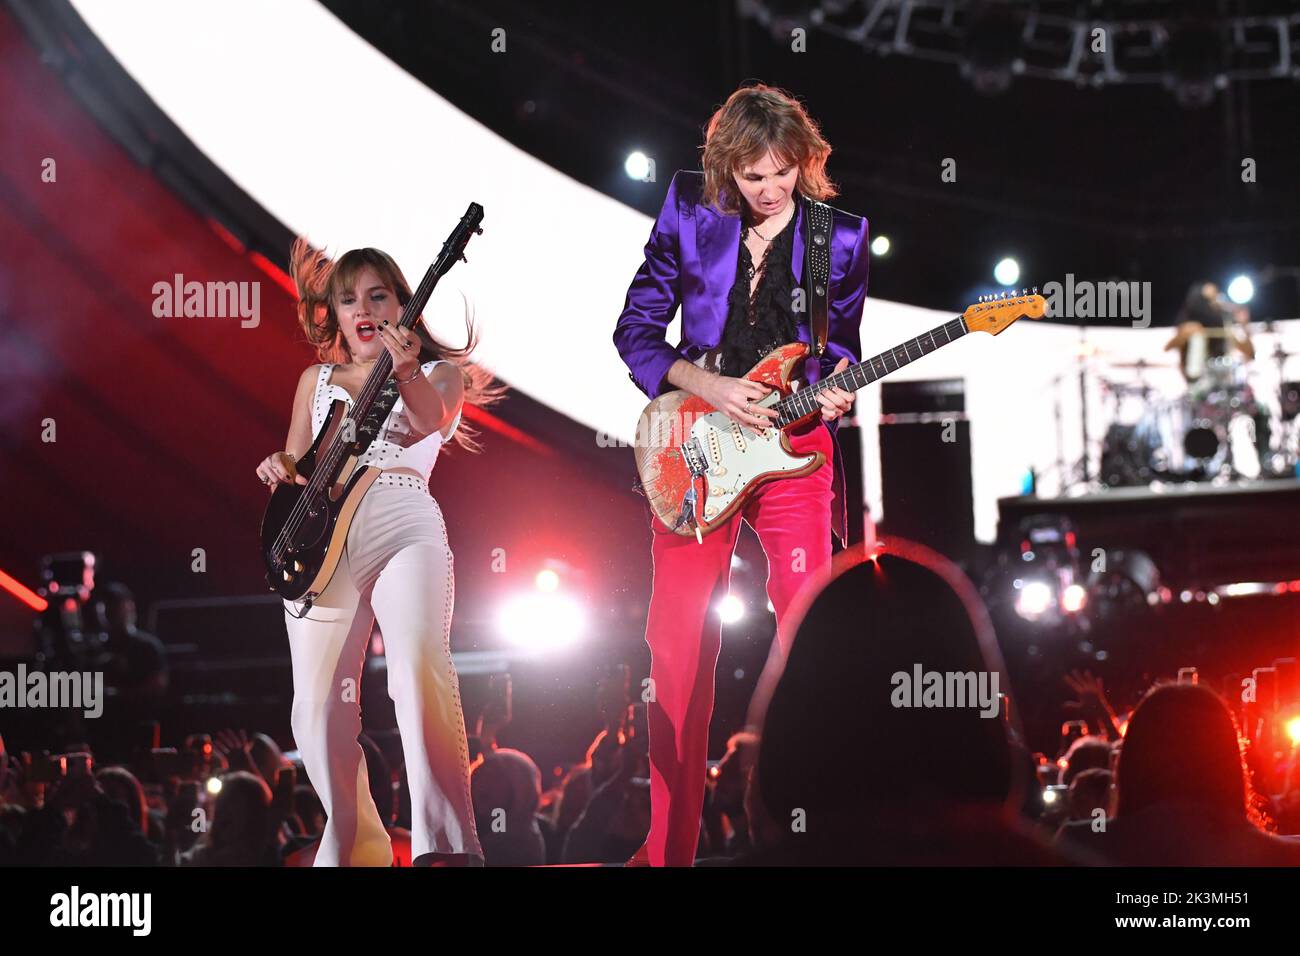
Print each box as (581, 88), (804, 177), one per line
(613, 169), (871, 545)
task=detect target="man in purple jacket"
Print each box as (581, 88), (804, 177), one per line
(613, 84), (870, 866)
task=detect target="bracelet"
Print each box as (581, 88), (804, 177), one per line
(395, 365), (424, 386)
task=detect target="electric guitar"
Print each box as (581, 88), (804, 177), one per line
(261, 204), (484, 607)
(633, 291), (1047, 539)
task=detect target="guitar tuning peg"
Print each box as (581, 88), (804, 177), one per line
(977, 295), (985, 303)
(1032, 286), (1038, 294)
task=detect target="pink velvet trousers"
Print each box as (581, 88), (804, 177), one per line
(631, 420), (835, 866)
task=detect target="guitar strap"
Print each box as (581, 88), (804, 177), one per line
(803, 195), (833, 358)
(354, 379), (402, 448)
(803, 195), (850, 549)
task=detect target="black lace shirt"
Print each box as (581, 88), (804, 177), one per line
(716, 208), (802, 378)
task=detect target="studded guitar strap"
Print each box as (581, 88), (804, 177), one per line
(804, 196), (832, 357)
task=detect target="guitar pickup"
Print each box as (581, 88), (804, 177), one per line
(730, 422), (748, 452)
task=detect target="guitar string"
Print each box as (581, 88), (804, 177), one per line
(770, 316), (968, 427)
(645, 298), (1030, 522)
(643, 315), (971, 521)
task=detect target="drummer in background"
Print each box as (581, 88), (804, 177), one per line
(1164, 280), (1272, 470)
(1163, 281), (1255, 390)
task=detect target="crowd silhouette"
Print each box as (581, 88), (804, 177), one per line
(3, 549), (1299, 867)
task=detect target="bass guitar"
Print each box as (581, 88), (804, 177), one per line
(261, 203), (483, 608)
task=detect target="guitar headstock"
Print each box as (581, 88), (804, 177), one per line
(964, 289), (1047, 335)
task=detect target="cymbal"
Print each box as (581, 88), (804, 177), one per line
(1104, 359), (1180, 370)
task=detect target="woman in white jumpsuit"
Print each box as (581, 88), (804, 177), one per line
(256, 241), (503, 866)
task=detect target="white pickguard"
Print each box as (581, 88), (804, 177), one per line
(689, 390), (817, 521)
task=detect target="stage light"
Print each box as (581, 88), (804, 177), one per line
(206, 777), (222, 795)
(498, 592), (588, 651)
(1163, 19), (1224, 108)
(1041, 787), (1059, 805)
(1061, 584), (1087, 614)
(961, 6), (1021, 96)
(1287, 717), (1300, 746)
(994, 257), (1020, 286)
(1015, 579), (1054, 619)
(535, 568), (560, 592)
(718, 593), (744, 624)
(624, 151), (653, 181)
(870, 234), (891, 256)
(0, 568), (48, 612)
(1227, 275), (1254, 304)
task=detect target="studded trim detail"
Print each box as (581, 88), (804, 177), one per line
(311, 363), (447, 481)
(370, 472), (431, 494)
(422, 494), (477, 852)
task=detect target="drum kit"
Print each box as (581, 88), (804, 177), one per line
(1089, 336), (1299, 489)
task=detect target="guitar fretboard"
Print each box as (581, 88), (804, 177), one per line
(775, 316), (968, 427)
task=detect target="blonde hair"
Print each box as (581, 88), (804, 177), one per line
(701, 83), (837, 215)
(289, 237), (506, 453)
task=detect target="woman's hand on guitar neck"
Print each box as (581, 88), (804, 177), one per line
(703, 375), (779, 435)
(256, 451), (308, 491)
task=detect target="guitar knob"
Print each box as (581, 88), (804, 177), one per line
(710, 466), (726, 476)
(282, 571), (292, 582)
(704, 505), (717, 519)
(293, 561), (304, 572)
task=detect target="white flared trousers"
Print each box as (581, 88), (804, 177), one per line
(283, 474), (482, 866)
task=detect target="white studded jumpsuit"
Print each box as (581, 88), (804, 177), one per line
(282, 360), (481, 866)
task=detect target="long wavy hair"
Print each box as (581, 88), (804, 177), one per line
(701, 83), (837, 215)
(289, 238), (506, 453)
(1115, 682), (1271, 831)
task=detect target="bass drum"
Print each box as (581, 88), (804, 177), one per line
(1163, 394), (1230, 478)
(1100, 423), (1160, 487)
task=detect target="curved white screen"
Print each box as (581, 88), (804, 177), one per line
(69, 0), (1300, 541)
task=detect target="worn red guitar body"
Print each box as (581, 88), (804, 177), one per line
(633, 342), (824, 537)
(630, 292), (1048, 539)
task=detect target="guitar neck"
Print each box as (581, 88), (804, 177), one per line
(774, 315), (969, 427)
(345, 203), (483, 427)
